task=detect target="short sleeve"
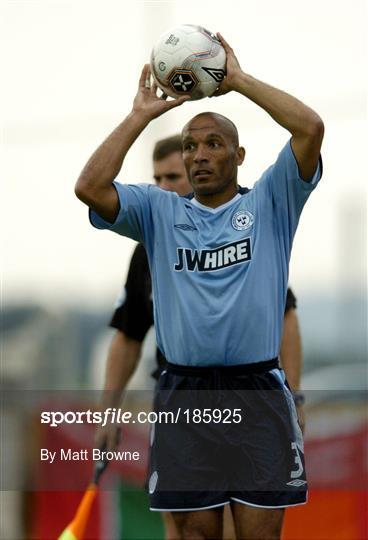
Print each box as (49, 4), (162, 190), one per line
(89, 183), (155, 243)
(270, 139), (322, 196)
(254, 139), (322, 248)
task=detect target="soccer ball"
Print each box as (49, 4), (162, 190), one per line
(150, 24), (226, 101)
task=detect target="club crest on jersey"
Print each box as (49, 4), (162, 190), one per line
(174, 238), (251, 272)
(231, 210), (254, 231)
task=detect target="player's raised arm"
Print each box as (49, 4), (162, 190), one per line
(215, 33), (324, 181)
(75, 65), (189, 223)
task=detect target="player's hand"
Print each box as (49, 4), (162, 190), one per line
(95, 424), (121, 452)
(132, 64), (190, 120)
(296, 404), (306, 434)
(212, 33), (243, 97)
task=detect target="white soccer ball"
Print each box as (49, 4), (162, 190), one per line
(150, 24), (226, 101)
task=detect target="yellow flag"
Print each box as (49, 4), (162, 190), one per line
(57, 484), (98, 540)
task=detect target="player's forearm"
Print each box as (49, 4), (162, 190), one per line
(75, 64), (188, 220)
(233, 72), (323, 138)
(281, 353), (301, 392)
(75, 110), (150, 205)
(100, 331), (142, 409)
(280, 309), (302, 391)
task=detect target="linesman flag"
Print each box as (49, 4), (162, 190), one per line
(58, 454), (108, 540)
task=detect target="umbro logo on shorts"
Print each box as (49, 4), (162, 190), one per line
(286, 479), (307, 487)
(174, 238), (252, 272)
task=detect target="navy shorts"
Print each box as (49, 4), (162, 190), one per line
(148, 359), (307, 511)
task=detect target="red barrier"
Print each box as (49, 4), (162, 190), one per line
(283, 490), (368, 540)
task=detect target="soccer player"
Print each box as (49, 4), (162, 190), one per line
(76, 33), (323, 540)
(95, 136), (305, 540)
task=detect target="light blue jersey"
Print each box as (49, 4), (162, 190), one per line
(91, 140), (322, 366)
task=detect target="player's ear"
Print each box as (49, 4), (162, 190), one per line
(236, 146), (246, 166)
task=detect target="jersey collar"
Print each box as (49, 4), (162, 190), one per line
(184, 186), (250, 213)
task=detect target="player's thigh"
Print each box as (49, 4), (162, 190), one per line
(162, 511), (180, 540)
(171, 508), (223, 539)
(232, 503), (284, 540)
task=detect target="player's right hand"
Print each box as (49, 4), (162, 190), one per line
(132, 65), (190, 120)
(212, 33), (243, 97)
(95, 424), (121, 452)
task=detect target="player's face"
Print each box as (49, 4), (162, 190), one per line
(153, 152), (191, 196)
(182, 116), (244, 200)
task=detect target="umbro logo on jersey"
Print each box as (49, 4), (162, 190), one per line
(174, 238), (251, 272)
(174, 224), (197, 231)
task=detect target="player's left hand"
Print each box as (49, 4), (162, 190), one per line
(211, 33), (243, 97)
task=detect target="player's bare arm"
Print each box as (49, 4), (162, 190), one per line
(95, 331), (142, 451)
(75, 64), (189, 223)
(216, 33), (324, 180)
(280, 307), (305, 432)
(280, 308), (302, 392)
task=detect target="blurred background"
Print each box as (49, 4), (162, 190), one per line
(1, 0), (366, 539)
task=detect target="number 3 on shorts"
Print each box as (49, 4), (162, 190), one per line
(290, 441), (304, 479)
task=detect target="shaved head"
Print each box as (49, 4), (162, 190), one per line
(181, 111), (246, 207)
(182, 112), (239, 147)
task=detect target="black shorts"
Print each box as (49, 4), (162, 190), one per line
(148, 359), (307, 511)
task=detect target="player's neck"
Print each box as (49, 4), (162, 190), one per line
(194, 185), (239, 209)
